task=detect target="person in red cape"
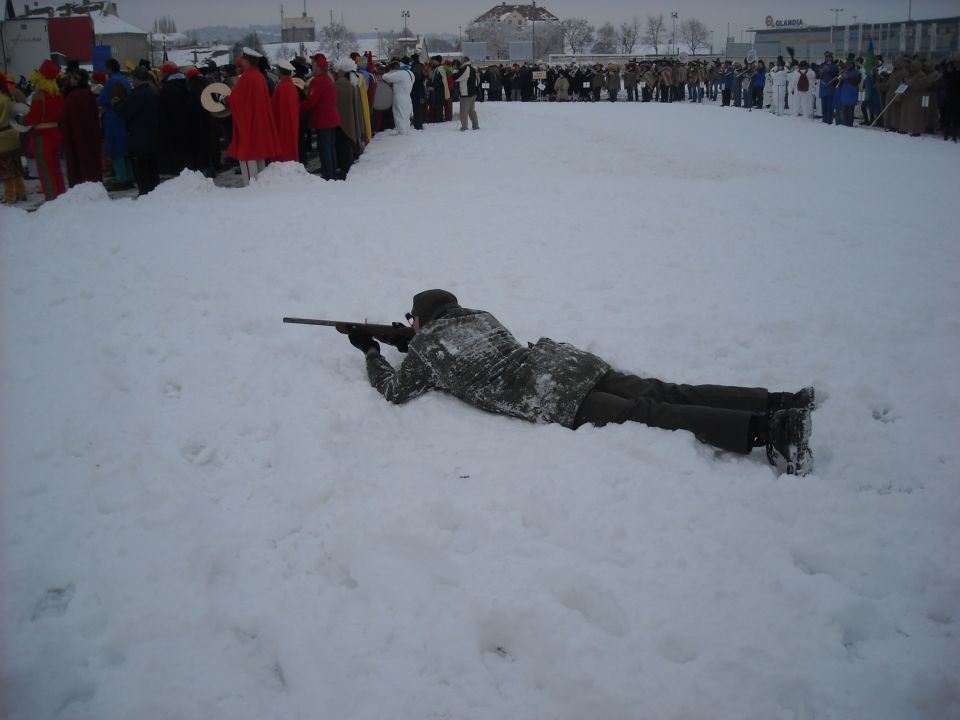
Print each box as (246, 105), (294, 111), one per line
(62, 69), (103, 186)
(224, 47), (280, 185)
(22, 59), (66, 200)
(299, 53), (340, 180)
(271, 60), (300, 163)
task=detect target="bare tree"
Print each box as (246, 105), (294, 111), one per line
(592, 22), (617, 54)
(318, 19), (357, 60)
(152, 16), (177, 34)
(618, 17), (641, 55)
(642, 14), (664, 55)
(562, 17), (594, 55)
(679, 18), (709, 55)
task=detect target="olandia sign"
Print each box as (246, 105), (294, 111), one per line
(765, 16), (804, 28)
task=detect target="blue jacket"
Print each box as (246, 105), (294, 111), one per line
(721, 67), (733, 89)
(839, 68), (861, 106)
(818, 62), (839, 98)
(751, 68), (766, 89)
(98, 74), (132, 158)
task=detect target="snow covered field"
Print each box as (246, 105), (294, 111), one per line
(2, 102), (959, 720)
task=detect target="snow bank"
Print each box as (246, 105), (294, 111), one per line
(1, 101), (958, 720)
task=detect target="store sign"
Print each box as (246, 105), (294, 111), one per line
(765, 16), (804, 28)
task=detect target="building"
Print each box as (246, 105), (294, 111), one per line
(281, 4), (315, 43)
(2, 0), (147, 74)
(474, 2), (559, 29)
(749, 15), (959, 62)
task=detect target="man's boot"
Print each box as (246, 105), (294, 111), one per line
(766, 408), (813, 476)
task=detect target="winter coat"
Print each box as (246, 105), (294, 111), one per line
(901, 63), (934, 135)
(62, 86), (102, 186)
(0, 93), (22, 153)
(817, 61), (839, 98)
(271, 76), (300, 162)
(605, 70), (621, 92)
(22, 90), (63, 144)
(453, 63), (478, 98)
(97, 74), (131, 158)
(113, 82), (159, 155)
(839, 68), (862, 106)
(555, 75), (570, 101)
(226, 65), (281, 161)
(301, 71), (340, 129)
(365, 308), (610, 428)
(335, 76), (362, 144)
(381, 67), (414, 127)
(158, 75), (193, 175)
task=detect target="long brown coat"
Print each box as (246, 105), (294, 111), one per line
(901, 61), (934, 135)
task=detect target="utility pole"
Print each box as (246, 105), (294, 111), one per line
(830, 8), (843, 50)
(671, 12), (678, 55)
(908, 0), (912, 21)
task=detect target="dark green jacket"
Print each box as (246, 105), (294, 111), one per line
(365, 308), (609, 427)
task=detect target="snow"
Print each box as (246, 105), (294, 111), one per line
(2, 102), (959, 720)
(92, 11), (148, 36)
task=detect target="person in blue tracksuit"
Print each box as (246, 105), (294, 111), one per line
(818, 52), (839, 124)
(838, 60), (862, 126)
(751, 61), (766, 109)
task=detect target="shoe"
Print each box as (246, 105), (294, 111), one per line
(766, 408), (813, 476)
(786, 386), (816, 411)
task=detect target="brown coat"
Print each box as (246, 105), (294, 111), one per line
(900, 62), (934, 135)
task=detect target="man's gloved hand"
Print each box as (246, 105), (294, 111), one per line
(392, 336), (410, 353)
(348, 329), (380, 355)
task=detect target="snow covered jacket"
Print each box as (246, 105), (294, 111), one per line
(364, 308), (610, 428)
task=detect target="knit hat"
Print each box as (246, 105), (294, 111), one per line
(311, 52), (328, 68)
(410, 290), (459, 327)
(131, 65), (151, 82)
(38, 59), (60, 80)
(160, 62), (179, 75)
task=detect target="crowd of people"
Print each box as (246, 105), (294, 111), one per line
(1, 47), (957, 206)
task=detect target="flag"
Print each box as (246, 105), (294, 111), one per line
(864, 38), (875, 100)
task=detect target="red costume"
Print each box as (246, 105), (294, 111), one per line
(22, 60), (66, 199)
(62, 86), (103, 186)
(270, 76), (300, 162)
(300, 72), (340, 129)
(226, 65), (280, 162)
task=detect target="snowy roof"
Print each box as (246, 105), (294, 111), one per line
(92, 10), (147, 36)
(474, 3), (559, 24)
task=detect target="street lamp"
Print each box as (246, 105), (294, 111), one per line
(375, 27), (381, 58)
(671, 12), (679, 55)
(829, 8), (844, 50)
(531, 1), (536, 62)
(458, 25), (462, 50)
(401, 10), (410, 36)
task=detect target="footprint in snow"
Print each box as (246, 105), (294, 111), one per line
(31, 584), (75, 621)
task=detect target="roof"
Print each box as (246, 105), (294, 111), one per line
(92, 10), (147, 36)
(474, 3), (559, 24)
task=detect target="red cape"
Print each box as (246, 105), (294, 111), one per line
(270, 77), (300, 163)
(226, 66), (281, 161)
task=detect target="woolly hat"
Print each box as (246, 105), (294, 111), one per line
(410, 290), (459, 327)
(160, 62), (179, 75)
(334, 57), (356, 73)
(185, 66), (200, 78)
(38, 59), (60, 80)
(311, 52), (328, 68)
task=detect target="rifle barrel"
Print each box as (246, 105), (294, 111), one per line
(282, 317), (339, 326)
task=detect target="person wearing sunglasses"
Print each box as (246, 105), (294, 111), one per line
(347, 290), (816, 476)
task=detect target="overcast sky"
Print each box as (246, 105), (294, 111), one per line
(118, 0), (958, 39)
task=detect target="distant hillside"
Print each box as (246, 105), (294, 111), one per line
(184, 25), (281, 44)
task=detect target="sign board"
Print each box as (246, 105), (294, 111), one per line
(1, 17), (51, 81)
(461, 41), (488, 62)
(532, 70), (546, 80)
(765, 16), (804, 28)
(508, 40), (533, 62)
(895, 83), (908, 95)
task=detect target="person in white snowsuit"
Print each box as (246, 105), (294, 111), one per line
(769, 62), (789, 115)
(789, 61), (817, 118)
(381, 62), (414, 135)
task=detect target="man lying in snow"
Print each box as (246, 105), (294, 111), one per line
(348, 289), (815, 475)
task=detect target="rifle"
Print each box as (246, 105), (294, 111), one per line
(282, 317), (415, 352)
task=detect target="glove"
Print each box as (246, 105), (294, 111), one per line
(348, 329), (379, 355)
(392, 336), (410, 353)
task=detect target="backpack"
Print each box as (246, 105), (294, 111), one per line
(797, 70), (809, 92)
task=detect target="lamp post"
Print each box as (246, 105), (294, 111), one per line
(401, 10), (410, 36)
(459, 25), (462, 50)
(671, 12), (679, 55)
(829, 8), (843, 50)
(375, 27), (381, 58)
(531, 1), (537, 62)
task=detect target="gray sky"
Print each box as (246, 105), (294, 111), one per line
(119, 0), (958, 39)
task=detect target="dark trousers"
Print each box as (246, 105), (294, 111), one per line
(752, 87), (763, 108)
(840, 104), (855, 127)
(574, 370), (769, 454)
(315, 128), (336, 180)
(722, 88), (731, 106)
(820, 95), (834, 124)
(130, 153), (159, 196)
(411, 97), (424, 129)
(334, 128), (353, 180)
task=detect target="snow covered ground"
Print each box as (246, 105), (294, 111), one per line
(2, 102), (959, 720)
